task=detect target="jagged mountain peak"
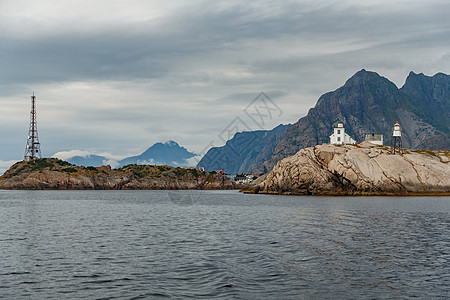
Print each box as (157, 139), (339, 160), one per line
(403, 71), (449, 86)
(407, 70), (422, 76)
(316, 70), (402, 116)
(403, 71), (428, 86)
(121, 140), (195, 167)
(342, 69), (398, 89)
(141, 140), (188, 155)
(147, 140), (180, 148)
(161, 140), (180, 146)
(166, 140), (179, 146)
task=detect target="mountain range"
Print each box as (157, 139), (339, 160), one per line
(65, 141), (196, 168)
(197, 124), (288, 174)
(198, 69), (449, 174)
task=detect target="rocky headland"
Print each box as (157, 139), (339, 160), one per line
(199, 70), (450, 175)
(246, 143), (450, 196)
(0, 158), (237, 190)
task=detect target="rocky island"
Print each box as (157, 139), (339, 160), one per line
(246, 143), (450, 196)
(0, 158), (237, 190)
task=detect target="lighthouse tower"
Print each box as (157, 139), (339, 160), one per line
(390, 122), (402, 154)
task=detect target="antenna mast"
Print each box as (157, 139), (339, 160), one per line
(24, 92), (42, 161)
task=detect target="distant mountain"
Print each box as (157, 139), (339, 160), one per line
(66, 141), (196, 168)
(118, 141), (196, 167)
(256, 70), (450, 173)
(67, 154), (109, 167)
(197, 124), (289, 174)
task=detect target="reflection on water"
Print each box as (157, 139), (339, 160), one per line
(0, 190), (449, 299)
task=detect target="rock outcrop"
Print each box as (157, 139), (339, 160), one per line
(247, 143), (450, 196)
(0, 158), (237, 190)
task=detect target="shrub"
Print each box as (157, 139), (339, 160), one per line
(30, 159), (55, 171)
(62, 167), (77, 173)
(56, 160), (73, 166)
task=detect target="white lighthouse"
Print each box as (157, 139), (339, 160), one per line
(393, 122), (401, 137)
(329, 122), (356, 145)
(391, 122), (402, 154)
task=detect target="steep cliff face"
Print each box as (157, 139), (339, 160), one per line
(400, 72), (450, 150)
(249, 143), (450, 196)
(256, 70), (450, 173)
(0, 159), (236, 190)
(197, 124), (289, 174)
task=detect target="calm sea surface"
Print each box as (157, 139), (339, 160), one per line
(0, 190), (449, 299)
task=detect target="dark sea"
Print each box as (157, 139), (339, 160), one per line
(0, 190), (449, 299)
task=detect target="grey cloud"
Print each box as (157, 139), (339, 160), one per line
(0, 34), (169, 85)
(2, 1), (449, 88)
(1, 0), (449, 161)
(215, 91), (288, 104)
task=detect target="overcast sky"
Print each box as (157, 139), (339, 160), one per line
(1, 0), (449, 171)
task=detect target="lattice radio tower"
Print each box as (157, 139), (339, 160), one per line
(24, 92), (42, 161)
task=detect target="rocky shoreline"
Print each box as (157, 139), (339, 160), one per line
(0, 159), (238, 190)
(244, 143), (450, 196)
(2, 144), (449, 195)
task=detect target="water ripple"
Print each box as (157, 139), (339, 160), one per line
(0, 190), (449, 299)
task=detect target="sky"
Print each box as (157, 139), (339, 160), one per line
(1, 0), (449, 172)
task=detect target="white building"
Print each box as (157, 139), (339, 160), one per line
(329, 123), (356, 145)
(393, 122), (401, 137)
(365, 134), (383, 145)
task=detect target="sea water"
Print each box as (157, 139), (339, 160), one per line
(0, 190), (449, 299)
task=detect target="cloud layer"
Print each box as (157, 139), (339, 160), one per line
(1, 0), (449, 170)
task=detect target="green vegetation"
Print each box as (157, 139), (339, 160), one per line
(56, 160), (73, 167)
(26, 158), (74, 172)
(28, 159), (55, 171)
(412, 149), (449, 162)
(157, 166), (172, 172)
(190, 168), (204, 178)
(118, 164), (154, 178)
(412, 149), (438, 157)
(377, 145), (390, 150)
(61, 167), (77, 173)
(173, 167), (187, 176)
(1, 160), (213, 183)
(2, 167), (24, 178)
(115, 164), (208, 179)
(2, 158), (76, 178)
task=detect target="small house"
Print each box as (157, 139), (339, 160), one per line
(365, 134), (383, 145)
(329, 123), (356, 145)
